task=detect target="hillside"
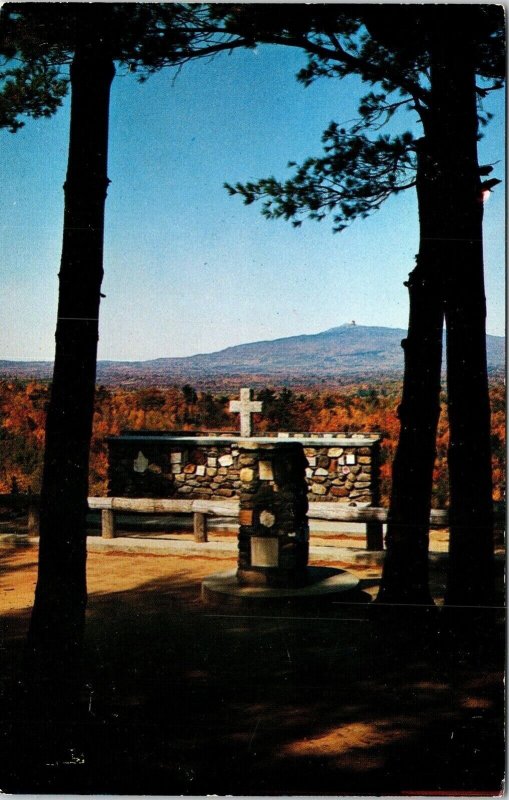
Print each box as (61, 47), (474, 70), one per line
(0, 324), (504, 386)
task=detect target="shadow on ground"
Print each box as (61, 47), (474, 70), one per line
(0, 562), (505, 795)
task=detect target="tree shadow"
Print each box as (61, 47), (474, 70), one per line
(0, 564), (504, 795)
(0, 548), (38, 574)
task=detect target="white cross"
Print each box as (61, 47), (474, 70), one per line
(229, 387), (262, 437)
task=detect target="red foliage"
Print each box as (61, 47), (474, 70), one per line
(0, 379), (504, 507)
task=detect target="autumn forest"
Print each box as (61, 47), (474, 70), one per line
(1, 377), (505, 508)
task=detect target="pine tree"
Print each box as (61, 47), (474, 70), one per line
(219, 4), (504, 604)
(1, 2), (249, 660)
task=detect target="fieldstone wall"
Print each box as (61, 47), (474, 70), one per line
(303, 444), (375, 504)
(107, 432), (381, 507)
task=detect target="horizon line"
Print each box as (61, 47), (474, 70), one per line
(0, 322), (505, 365)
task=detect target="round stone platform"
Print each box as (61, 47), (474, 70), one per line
(202, 566), (359, 606)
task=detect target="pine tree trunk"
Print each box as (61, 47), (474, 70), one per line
(28, 13), (115, 658)
(429, 16), (495, 606)
(376, 139), (444, 605)
(377, 9), (496, 606)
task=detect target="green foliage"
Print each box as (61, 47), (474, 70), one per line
(138, 389), (166, 411)
(221, 4), (504, 232)
(256, 387), (300, 429)
(0, 427), (43, 492)
(226, 125), (416, 232)
(0, 61), (67, 132)
(0, 3), (250, 132)
(182, 384), (198, 405)
(197, 392), (230, 428)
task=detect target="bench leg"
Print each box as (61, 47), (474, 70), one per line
(194, 512), (208, 543)
(366, 521), (384, 551)
(102, 508), (116, 539)
(27, 504), (40, 537)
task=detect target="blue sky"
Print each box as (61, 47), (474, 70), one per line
(0, 43), (505, 361)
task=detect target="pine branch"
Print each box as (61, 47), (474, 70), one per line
(0, 60), (67, 132)
(225, 129), (417, 233)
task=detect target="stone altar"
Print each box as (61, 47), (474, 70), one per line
(201, 439), (360, 604)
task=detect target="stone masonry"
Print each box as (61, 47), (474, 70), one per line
(108, 431), (381, 507)
(236, 441), (309, 588)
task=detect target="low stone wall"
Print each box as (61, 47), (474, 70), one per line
(108, 432), (381, 507)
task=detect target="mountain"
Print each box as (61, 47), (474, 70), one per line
(0, 324), (504, 387)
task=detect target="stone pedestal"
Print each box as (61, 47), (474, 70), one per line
(202, 442), (360, 604)
(236, 441), (309, 588)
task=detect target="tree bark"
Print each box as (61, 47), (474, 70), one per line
(28, 10), (115, 658)
(376, 139), (444, 605)
(377, 9), (496, 606)
(429, 15), (495, 606)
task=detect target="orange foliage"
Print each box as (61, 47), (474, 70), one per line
(0, 379), (505, 507)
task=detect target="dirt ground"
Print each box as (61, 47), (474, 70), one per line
(0, 543), (384, 618)
(0, 542), (505, 795)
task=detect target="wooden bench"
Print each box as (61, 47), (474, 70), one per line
(87, 498), (443, 551)
(87, 496), (238, 544)
(2, 495), (503, 553)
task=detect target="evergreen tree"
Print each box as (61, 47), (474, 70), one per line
(219, 4), (504, 605)
(0, 7), (67, 131)
(1, 2), (249, 659)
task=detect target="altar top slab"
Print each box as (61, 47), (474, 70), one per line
(107, 432), (382, 447)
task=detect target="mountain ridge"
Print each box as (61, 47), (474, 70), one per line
(0, 324), (504, 386)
